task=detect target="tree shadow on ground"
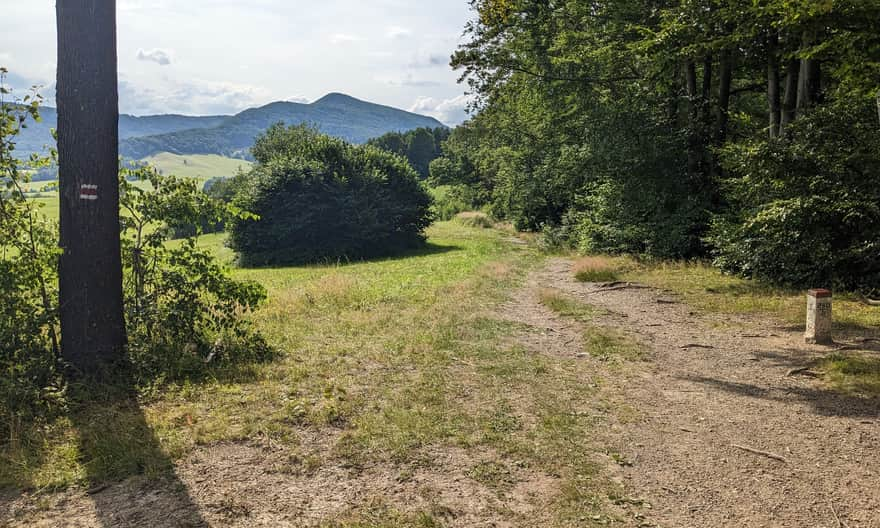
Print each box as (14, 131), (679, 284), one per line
(65, 372), (208, 527)
(678, 369), (880, 419)
(704, 281), (798, 298)
(239, 242), (462, 270)
(774, 322), (880, 340)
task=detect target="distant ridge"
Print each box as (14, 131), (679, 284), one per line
(11, 93), (445, 161)
(119, 93), (445, 160)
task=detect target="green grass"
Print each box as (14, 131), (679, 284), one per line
(539, 289), (597, 321)
(143, 153), (252, 186)
(622, 260), (880, 332)
(30, 196), (58, 221)
(21, 180), (57, 195)
(823, 354), (880, 396)
(2, 222), (631, 526)
(454, 212), (494, 229)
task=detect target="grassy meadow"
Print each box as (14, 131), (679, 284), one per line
(1, 221), (633, 525)
(143, 153), (252, 186)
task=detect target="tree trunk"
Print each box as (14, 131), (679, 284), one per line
(797, 31), (823, 111)
(702, 56), (713, 103)
(767, 32), (781, 138)
(876, 90), (880, 126)
(798, 59), (822, 109)
(701, 55), (713, 131)
(686, 61), (700, 178)
(716, 50), (732, 144)
(56, 0), (126, 374)
(781, 58), (799, 132)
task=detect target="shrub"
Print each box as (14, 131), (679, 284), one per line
(0, 85), (64, 442)
(229, 125), (433, 266)
(709, 98), (880, 293)
(120, 166), (271, 382)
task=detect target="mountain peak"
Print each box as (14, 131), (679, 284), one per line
(313, 92), (361, 106)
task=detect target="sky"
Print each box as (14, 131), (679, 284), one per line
(0, 0), (475, 125)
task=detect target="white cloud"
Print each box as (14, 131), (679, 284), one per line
(408, 50), (449, 69)
(136, 48), (173, 66)
(377, 72), (443, 88)
(386, 26), (412, 39)
(409, 94), (471, 126)
(119, 0), (170, 11)
(329, 33), (363, 44)
(287, 95), (310, 104)
(119, 77), (271, 115)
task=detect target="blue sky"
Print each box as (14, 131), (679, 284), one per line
(0, 0), (474, 124)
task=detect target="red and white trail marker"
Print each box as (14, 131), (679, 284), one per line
(79, 184), (98, 201)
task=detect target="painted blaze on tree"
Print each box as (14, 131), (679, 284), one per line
(56, 0), (127, 372)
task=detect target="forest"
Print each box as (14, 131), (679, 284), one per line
(432, 0), (880, 291)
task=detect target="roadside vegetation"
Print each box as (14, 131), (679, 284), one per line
(367, 127), (449, 179)
(3, 1), (879, 522)
(433, 0), (880, 294)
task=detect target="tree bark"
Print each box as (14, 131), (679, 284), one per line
(57, 0), (126, 374)
(667, 63), (680, 127)
(797, 31), (823, 111)
(702, 56), (713, 103)
(781, 58), (799, 131)
(701, 55), (713, 132)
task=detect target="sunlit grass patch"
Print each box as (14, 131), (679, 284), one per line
(539, 289), (596, 320)
(467, 460), (516, 490)
(822, 354), (880, 397)
(583, 329), (642, 362)
(454, 211), (494, 229)
(538, 289), (641, 363)
(572, 256), (625, 283)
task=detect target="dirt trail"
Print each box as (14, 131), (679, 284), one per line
(504, 258), (880, 528)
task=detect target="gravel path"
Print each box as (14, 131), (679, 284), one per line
(503, 258), (880, 527)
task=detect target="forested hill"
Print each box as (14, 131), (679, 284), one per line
(12, 106), (228, 159)
(12, 93), (444, 160)
(119, 93), (444, 160)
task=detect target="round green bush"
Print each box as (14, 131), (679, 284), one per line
(229, 125), (433, 266)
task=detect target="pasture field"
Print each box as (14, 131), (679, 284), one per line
(143, 152), (252, 186)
